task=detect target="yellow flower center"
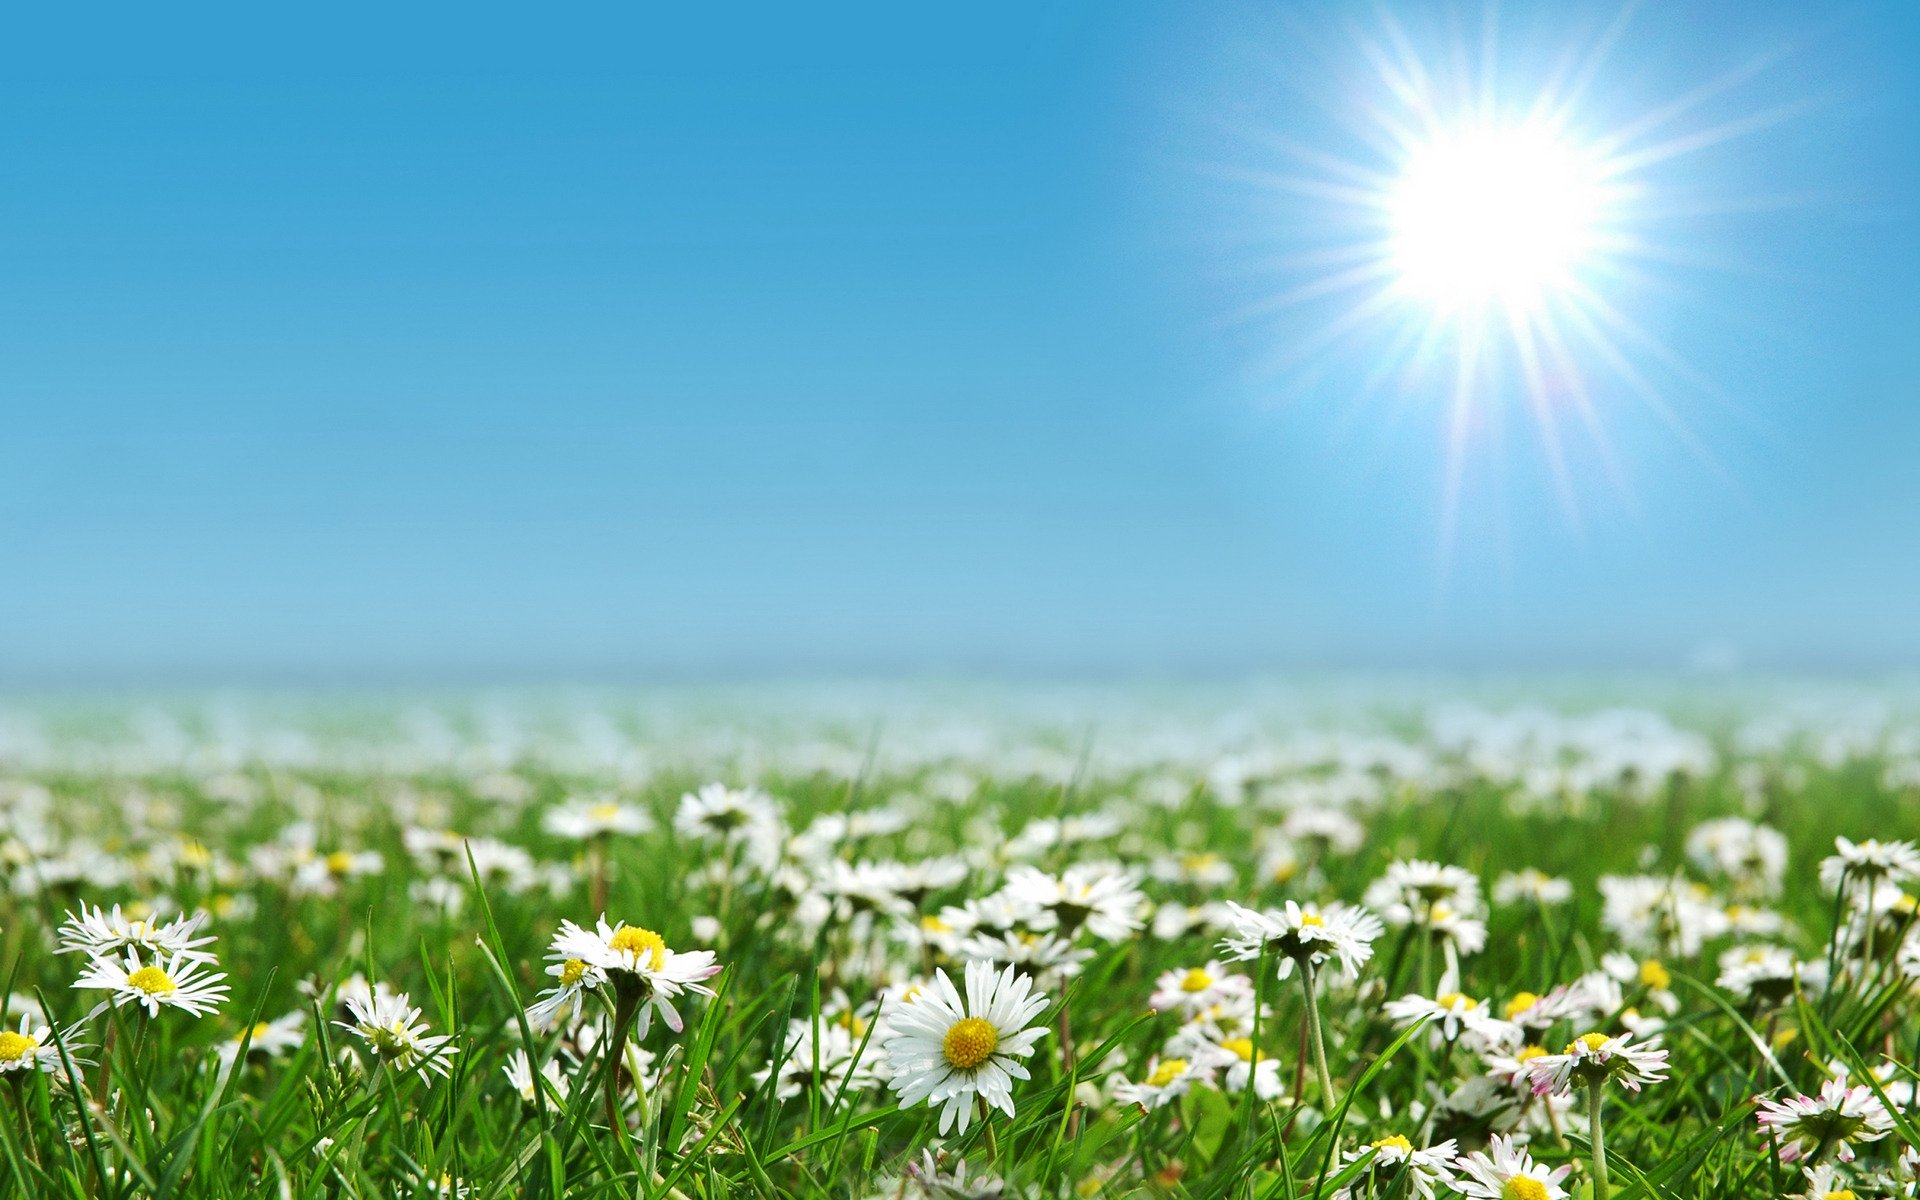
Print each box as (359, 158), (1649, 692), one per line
(233, 1021), (272, 1043)
(1146, 1058), (1189, 1087)
(1821, 1192), (1857, 1200)
(1502, 1179), (1550, 1200)
(1220, 1037), (1255, 1063)
(920, 915), (951, 933)
(1517, 1044), (1548, 1063)
(0, 1030), (38, 1062)
(941, 1017), (999, 1070)
(834, 1011), (870, 1038)
(559, 959), (589, 987)
(1639, 959), (1670, 990)
(1369, 1134), (1413, 1154)
(1504, 992), (1540, 1019)
(589, 803), (621, 821)
(1567, 1031), (1610, 1056)
(607, 926), (667, 970)
(180, 840), (213, 867)
(325, 850), (355, 876)
(1299, 912), (1325, 928)
(127, 965), (177, 995)
(1181, 853), (1218, 872)
(1180, 967), (1214, 993)
(1436, 992), (1477, 1011)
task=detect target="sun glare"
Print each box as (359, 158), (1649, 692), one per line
(1207, 7), (1793, 558)
(1388, 124), (1609, 313)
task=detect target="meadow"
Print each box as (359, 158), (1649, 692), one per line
(2, 686), (1917, 1199)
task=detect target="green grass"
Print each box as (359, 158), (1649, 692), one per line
(0, 696), (1916, 1198)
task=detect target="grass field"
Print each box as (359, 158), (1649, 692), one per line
(2, 687), (1918, 1199)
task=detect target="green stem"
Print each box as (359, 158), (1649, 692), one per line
(1587, 1079), (1610, 1200)
(604, 992), (639, 1139)
(1299, 958), (1336, 1112)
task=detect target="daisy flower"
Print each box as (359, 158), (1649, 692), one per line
(1384, 991), (1521, 1051)
(1716, 945), (1825, 1005)
(1333, 1135), (1458, 1200)
(0, 1011), (67, 1076)
(56, 903), (217, 964)
(502, 1049), (571, 1106)
(337, 989), (459, 1078)
(544, 917), (722, 1037)
(1209, 1036), (1284, 1100)
(999, 864), (1145, 942)
(1366, 860), (1484, 925)
(526, 954), (607, 1030)
(218, 1011), (306, 1068)
(755, 1016), (888, 1101)
(674, 783), (781, 842)
(1148, 961), (1253, 1017)
(882, 960), (1050, 1135)
(1493, 868), (1574, 907)
(542, 795), (653, 840)
(1527, 1032), (1669, 1097)
(1686, 817), (1788, 897)
(1787, 1163), (1859, 1200)
(74, 948), (230, 1018)
(1452, 1134), (1572, 1200)
(1819, 837), (1920, 891)
(1111, 1055), (1211, 1111)
(1217, 899), (1382, 980)
(1755, 1077), (1895, 1164)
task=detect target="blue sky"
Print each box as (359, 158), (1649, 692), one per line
(2, 2), (1916, 681)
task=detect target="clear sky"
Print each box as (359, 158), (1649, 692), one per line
(2, 2), (1917, 682)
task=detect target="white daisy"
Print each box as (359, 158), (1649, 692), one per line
(674, 783), (781, 842)
(755, 1015), (888, 1101)
(1756, 1077), (1895, 1164)
(56, 903), (217, 964)
(74, 948), (230, 1018)
(999, 865), (1145, 942)
(1366, 860), (1485, 925)
(1217, 899), (1382, 980)
(502, 1049), (571, 1106)
(337, 989), (459, 1078)
(218, 1011), (306, 1067)
(1527, 1031), (1669, 1097)
(1208, 1036), (1284, 1100)
(1493, 868), (1574, 907)
(1819, 837), (1920, 891)
(0, 1012), (68, 1075)
(545, 917), (722, 1037)
(1148, 961), (1253, 1017)
(1452, 1134), (1572, 1200)
(526, 954), (608, 1030)
(1333, 1135), (1458, 1200)
(1111, 1055), (1212, 1111)
(542, 795), (653, 840)
(1716, 944), (1825, 1004)
(1383, 991), (1521, 1051)
(883, 960), (1050, 1135)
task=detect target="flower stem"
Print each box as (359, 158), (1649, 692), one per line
(604, 992), (639, 1139)
(1587, 1078), (1610, 1200)
(1298, 958), (1336, 1112)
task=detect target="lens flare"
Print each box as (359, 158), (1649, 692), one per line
(1199, 7), (1797, 569)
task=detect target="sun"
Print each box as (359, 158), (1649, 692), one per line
(1388, 122), (1611, 315)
